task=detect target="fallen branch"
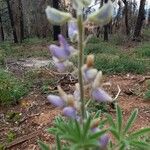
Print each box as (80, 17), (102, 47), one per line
(5, 130), (41, 149)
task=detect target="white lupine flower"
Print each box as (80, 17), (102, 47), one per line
(87, 0), (113, 25)
(45, 6), (72, 25)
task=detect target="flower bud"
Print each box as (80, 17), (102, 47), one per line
(92, 88), (112, 102)
(57, 86), (68, 102)
(92, 71), (102, 89)
(68, 20), (78, 43)
(73, 83), (80, 101)
(45, 6), (72, 25)
(47, 95), (65, 108)
(66, 94), (75, 107)
(87, 0), (113, 26)
(63, 106), (77, 119)
(86, 54), (95, 68)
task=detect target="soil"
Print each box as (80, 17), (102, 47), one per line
(0, 59), (150, 150)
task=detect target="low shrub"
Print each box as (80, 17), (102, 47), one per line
(0, 69), (28, 105)
(95, 54), (147, 74)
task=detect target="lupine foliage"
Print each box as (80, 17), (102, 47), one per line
(38, 0), (150, 149)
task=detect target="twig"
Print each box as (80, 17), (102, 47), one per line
(5, 131), (41, 149)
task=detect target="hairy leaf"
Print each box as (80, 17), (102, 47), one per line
(123, 109), (138, 134)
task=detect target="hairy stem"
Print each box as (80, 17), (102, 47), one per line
(77, 15), (85, 120)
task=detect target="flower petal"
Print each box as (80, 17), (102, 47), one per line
(49, 45), (69, 61)
(47, 95), (65, 107)
(84, 68), (98, 82)
(99, 134), (109, 149)
(68, 20), (78, 42)
(63, 106), (77, 119)
(92, 88), (112, 102)
(45, 6), (72, 25)
(88, 0), (113, 25)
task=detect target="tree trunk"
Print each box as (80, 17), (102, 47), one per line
(123, 0), (130, 35)
(133, 0), (146, 39)
(0, 13), (4, 41)
(6, 0), (18, 43)
(18, 0), (24, 42)
(52, 0), (61, 41)
(104, 0), (109, 41)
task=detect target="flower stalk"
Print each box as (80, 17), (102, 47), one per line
(77, 14), (85, 120)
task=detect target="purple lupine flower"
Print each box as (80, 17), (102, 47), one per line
(83, 67), (98, 83)
(63, 106), (77, 119)
(55, 61), (66, 72)
(92, 88), (112, 102)
(99, 134), (109, 149)
(49, 35), (74, 61)
(68, 20), (78, 42)
(91, 127), (100, 133)
(47, 95), (65, 108)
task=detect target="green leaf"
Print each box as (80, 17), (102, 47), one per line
(109, 128), (120, 141)
(123, 109), (138, 134)
(130, 141), (150, 150)
(38, 140), (50, 150)
(83, 117), (91, 139)
(116, 105), (122, 134)
(81, 139), (99, 148)
(56, 135), (61, 150)
(106, 114), (116, 129)
(129, 128), (150, 139)
(61, 135), (78, 143)
(94, 110), (101, 119)
(89, 130), (107, 140)
(75, 120), (81, 138)
(99, 119), (107, 129)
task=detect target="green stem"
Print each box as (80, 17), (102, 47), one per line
(77, 15), (85, 120)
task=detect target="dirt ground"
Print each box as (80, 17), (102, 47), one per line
(0, 60), (150, 149)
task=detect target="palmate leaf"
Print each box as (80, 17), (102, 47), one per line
(123, 109), (138, 134)
(128, 128), (150, 139)
(38, 140), (50, 150)
(116, 105), (122, 134)
(130, 140), (150, 150)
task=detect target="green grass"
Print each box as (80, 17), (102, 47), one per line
(135, 42), (150, 58)
(85, 36), (150, 74)
(144, 80), (150, 101)
(0, 38), (50, 59)
(0, 69), (28, 105)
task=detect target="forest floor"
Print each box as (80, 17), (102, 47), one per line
(0, 33), (150, 149)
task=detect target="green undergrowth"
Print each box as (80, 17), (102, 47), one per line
(0, 37), (50, 60)
(84, 36), (150, 74)
(0, 69), (28, 105)
(144, 80), (150, 101)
